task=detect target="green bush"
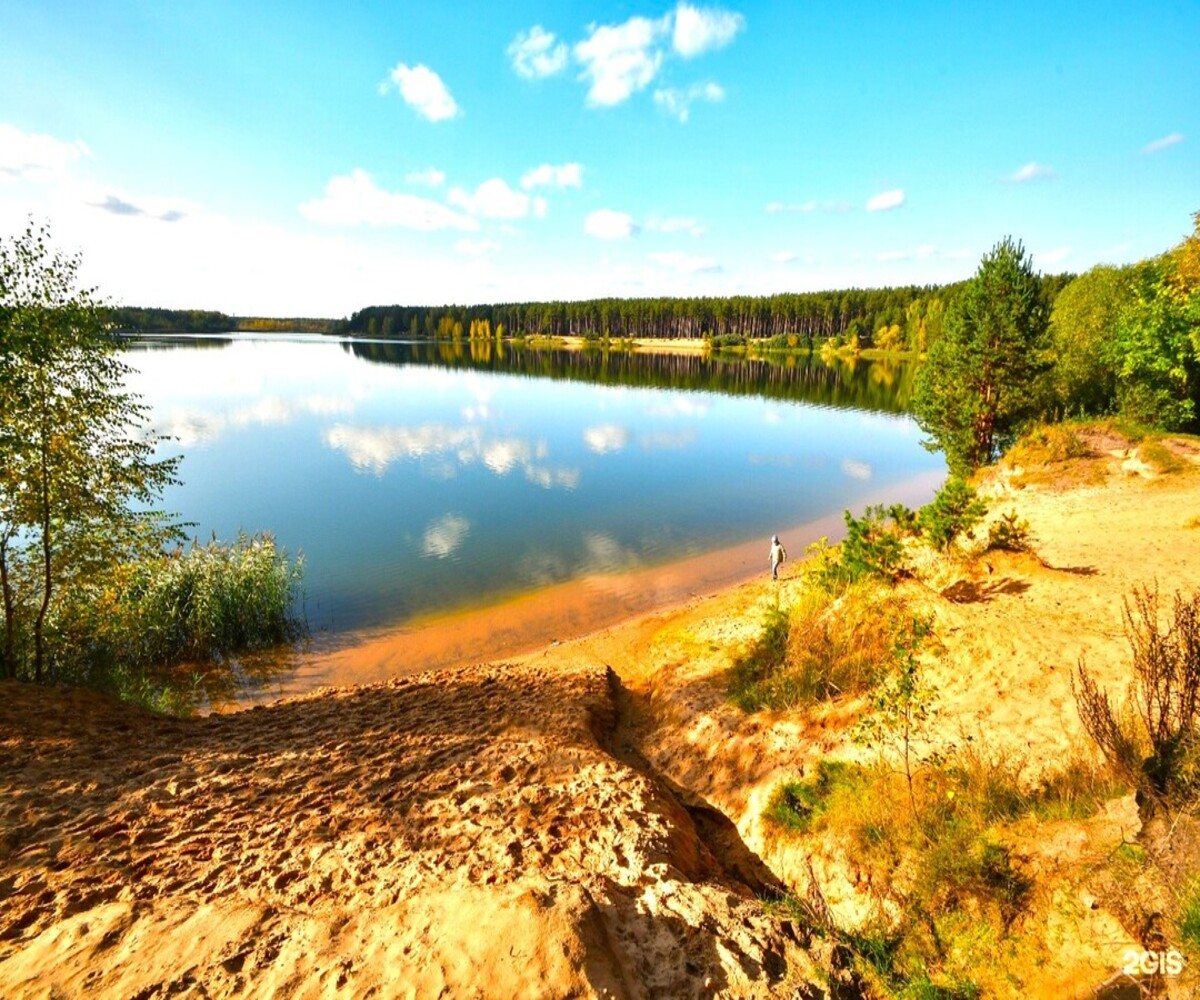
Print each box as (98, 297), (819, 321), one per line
(726, 605), (791, 711)
(763, 760), (864, 833)
(1179, 879), (1200, 956)
(729, 585), (915, 711)
(47, 533), (304, 709)
(986, 511), (1032, 553)
(918, 478), (987, 551)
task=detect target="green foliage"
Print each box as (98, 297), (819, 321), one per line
(1179, 879), (1200, 956)
(986, 511), (1033, 553)
(918, 478), (987, 551)
(811, 505), (910, 589)
(47, 533), (303, 685)
(1111, 257), (1200, 430)
(1, 220), (183, 682)
(338, 284), (980, 346)
(728, 584), (917, 711)
(1, 221), (306, 708)
(912, 238), (1054, 474)
(1049, 264), (1134, 415)
(763, 760), (863, 833)
(726, 605), (791, 711)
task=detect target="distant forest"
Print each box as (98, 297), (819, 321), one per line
(110, 307), (337, 335)
(336, 277), (1073, 352)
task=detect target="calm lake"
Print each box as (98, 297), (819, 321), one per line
(124, 334), (945, 649)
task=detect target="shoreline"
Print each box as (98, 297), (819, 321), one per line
(230, 468), (945, 708)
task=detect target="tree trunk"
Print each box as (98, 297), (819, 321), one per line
(33, 431), (51, 684)
(0, 535), (15, 680)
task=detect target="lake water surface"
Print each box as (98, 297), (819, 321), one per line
(124, 334), (945, 645)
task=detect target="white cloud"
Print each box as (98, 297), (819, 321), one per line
(0, 123), (90, 182)
(584, 208), (639, 240)
(520, 162), (583, 190)
(1009, 161), (1055, 183)
(653, 81), (725, 122)
(841, 459), (872, 481)
(448, 178), (531, 219)
(646, 215), (705, 237)
(508, 25), (569, 79)
(672, 3), (745, 58)
(865, 188), (905, 212)
(772, 250), (799, 264)
(382, 63), (460, 122)
(454, 237), (498, 256)
(405, 167), (446, 187)
(323, 423), (579, 488)
(422, 514), (470, 558)
(764, 199), (851, 214)
(649, 250), (720, 273)
(584, 424), (631, 453)
(574, 14), (670, 107)
(1142, 132), (1183, 154)
(300, 169), (478, 231)
(582, 532), (640, 573)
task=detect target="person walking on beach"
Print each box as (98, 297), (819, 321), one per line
(769, 534), (787, 580)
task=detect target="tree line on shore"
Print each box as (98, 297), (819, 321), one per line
(109, 306), (336, 334)
(336, 282), (1075, 352)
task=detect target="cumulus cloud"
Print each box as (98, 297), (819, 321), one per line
(1142, 132), (1183, 154)
(563, 5), (743, 110)
(764, 199), (851, 214)
(448, 178), (533, 220)
(649, 250), (720, 273)
(0, 122), (90, 182)
(300, 169), (478, 231)
(381, 63), (460, 122)
(865, 188), (905, 212)
(583, 424), (631, 453)
(1009, 161), (1055, 182)
(520, 162), (583, 190)
(324, 423), (577, 488)
(508, 25), (569, 79)
(841, 459), (872, 481)
(422, 514), (470, 558)
(574, 14), (670, 107)
(672, 3), (745, 57)
(645, 215), (705, 237)
(584, 208), (639, 240)
(405, 167), (445, 187)
(653, 81), (725, 122)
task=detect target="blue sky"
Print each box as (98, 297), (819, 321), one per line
(1, 1), (1196, 316)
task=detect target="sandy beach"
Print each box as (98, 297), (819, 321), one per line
(3, 430), (1199, 997)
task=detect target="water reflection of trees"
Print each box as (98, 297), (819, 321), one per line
(120, 335), (235, 352)
(344, 340), (916, 414)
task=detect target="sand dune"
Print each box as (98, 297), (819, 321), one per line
(0, 661), (834, 998)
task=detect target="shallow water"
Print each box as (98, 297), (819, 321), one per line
(124, 334), (944, 638)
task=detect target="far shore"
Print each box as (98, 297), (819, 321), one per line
(229, 468), (945, 708)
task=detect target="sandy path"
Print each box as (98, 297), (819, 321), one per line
(0, 660), (833, 998)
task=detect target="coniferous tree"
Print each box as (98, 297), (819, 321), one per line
(911, 238), (1052, 474)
